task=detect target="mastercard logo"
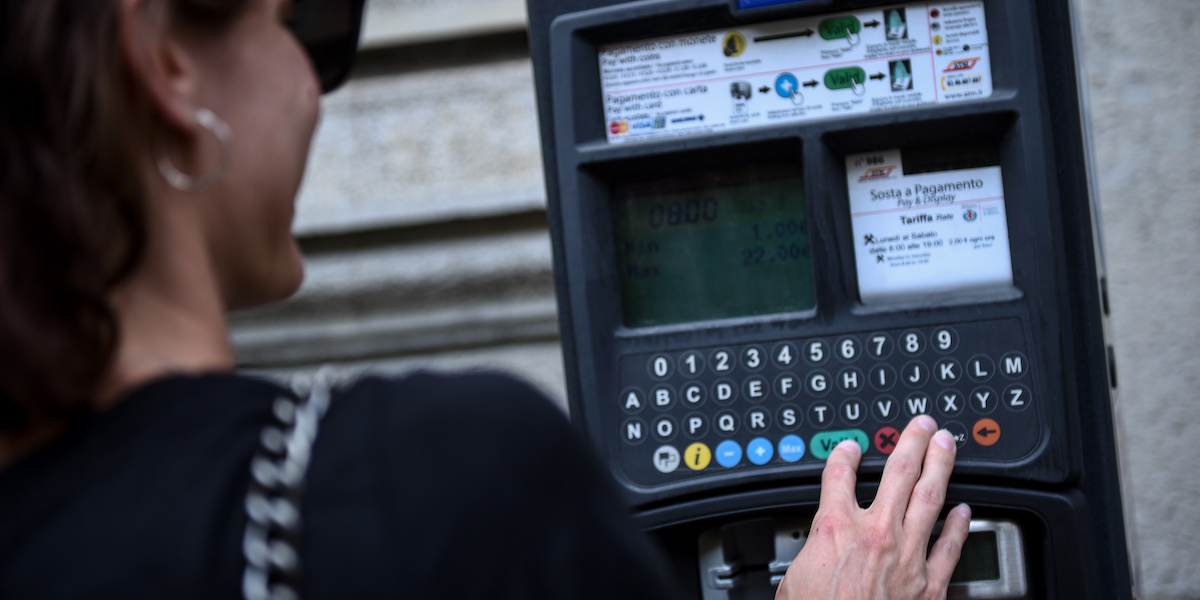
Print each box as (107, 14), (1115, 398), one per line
(609, 120), (629, 135)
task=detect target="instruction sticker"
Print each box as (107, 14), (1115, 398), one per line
(599, 2), (992, 142)
(845, 149), (1013, 304)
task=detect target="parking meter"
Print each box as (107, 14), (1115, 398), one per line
(526, 0), (1137, 597)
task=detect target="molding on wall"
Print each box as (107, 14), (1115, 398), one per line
(294, 57), (545, 236)
(231, 214), (558, 367)
(359, 0), (528, 49)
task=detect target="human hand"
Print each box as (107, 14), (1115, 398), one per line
(776, 415), (970, 600)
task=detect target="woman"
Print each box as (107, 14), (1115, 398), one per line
(0, 0), (970, 598)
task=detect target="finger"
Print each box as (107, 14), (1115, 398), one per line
(818, 439), (863, 510)
(927, 504), (971, 591)
(903, 429), (957, 541)
(871, 415), (937, 519)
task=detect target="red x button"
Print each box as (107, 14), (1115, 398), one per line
(874, 426), (901, 454)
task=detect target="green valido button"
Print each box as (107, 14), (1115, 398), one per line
(819, 16), (862, 40)
(824, 66), (867, 90)
(811, 429), (870, 460)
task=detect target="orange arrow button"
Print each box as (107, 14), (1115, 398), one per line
(972, 418), (1001, 446)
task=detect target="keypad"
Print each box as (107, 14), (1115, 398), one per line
(618, 319), (1039, 485)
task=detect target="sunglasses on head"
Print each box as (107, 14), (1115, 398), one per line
(286, 0), (367, 94)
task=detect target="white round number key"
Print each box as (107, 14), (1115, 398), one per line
(649, 355), (672, 379)
(901, 331), (923, 356)
(933, 327), (958, 353)
(837, 336), (858, 361)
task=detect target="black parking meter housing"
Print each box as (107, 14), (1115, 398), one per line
(526, 0), (1137, 597)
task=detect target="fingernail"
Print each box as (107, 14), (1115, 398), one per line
(934, 429), (956, 450)
(914, 415), (937, 433)
(836, 439), (862, 454)
(954, 503), (972, 520)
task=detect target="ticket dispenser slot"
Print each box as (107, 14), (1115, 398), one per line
(527, 0), (1136, 597)
(697, 518), (1026, 600)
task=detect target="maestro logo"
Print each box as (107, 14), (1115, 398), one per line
(609, 120), (629, 135)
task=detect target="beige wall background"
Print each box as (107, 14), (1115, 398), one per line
(231, 0), (1200, 596)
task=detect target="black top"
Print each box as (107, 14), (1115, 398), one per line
(0, 371), (683, 599)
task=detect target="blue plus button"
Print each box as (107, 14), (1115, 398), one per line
(778, 435), (806, 462)
(715, 440), (742, 468)
(747, 437), (774, 465)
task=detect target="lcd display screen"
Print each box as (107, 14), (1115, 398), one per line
(612, 165), (815, 327)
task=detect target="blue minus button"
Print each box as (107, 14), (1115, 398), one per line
(738, 0), (821, 8)
(715, 440), (742, 468)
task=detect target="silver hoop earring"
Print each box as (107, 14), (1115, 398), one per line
(156, 107), (232, 192)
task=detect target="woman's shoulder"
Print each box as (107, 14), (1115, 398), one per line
(0, 371), (286, 598)
(326, 369), (573, 453)
(338, 370), (560, 411)
(313, 369), (581, 485)
(302, 371), (636, 599)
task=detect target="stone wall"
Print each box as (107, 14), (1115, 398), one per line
(1076, 0), (1200, 596)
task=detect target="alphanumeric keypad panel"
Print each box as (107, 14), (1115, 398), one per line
(616, 319), (1038, 486)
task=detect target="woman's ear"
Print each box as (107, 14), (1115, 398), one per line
(117, 0), (198, 135)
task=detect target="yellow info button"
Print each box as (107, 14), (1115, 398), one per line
(684, 443), (712, 470)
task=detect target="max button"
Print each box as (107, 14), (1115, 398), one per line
(778, 435), (806, 462)
(972, 418), (1001, 446)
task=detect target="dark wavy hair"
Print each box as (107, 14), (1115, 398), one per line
(0, 0), (248, 432)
